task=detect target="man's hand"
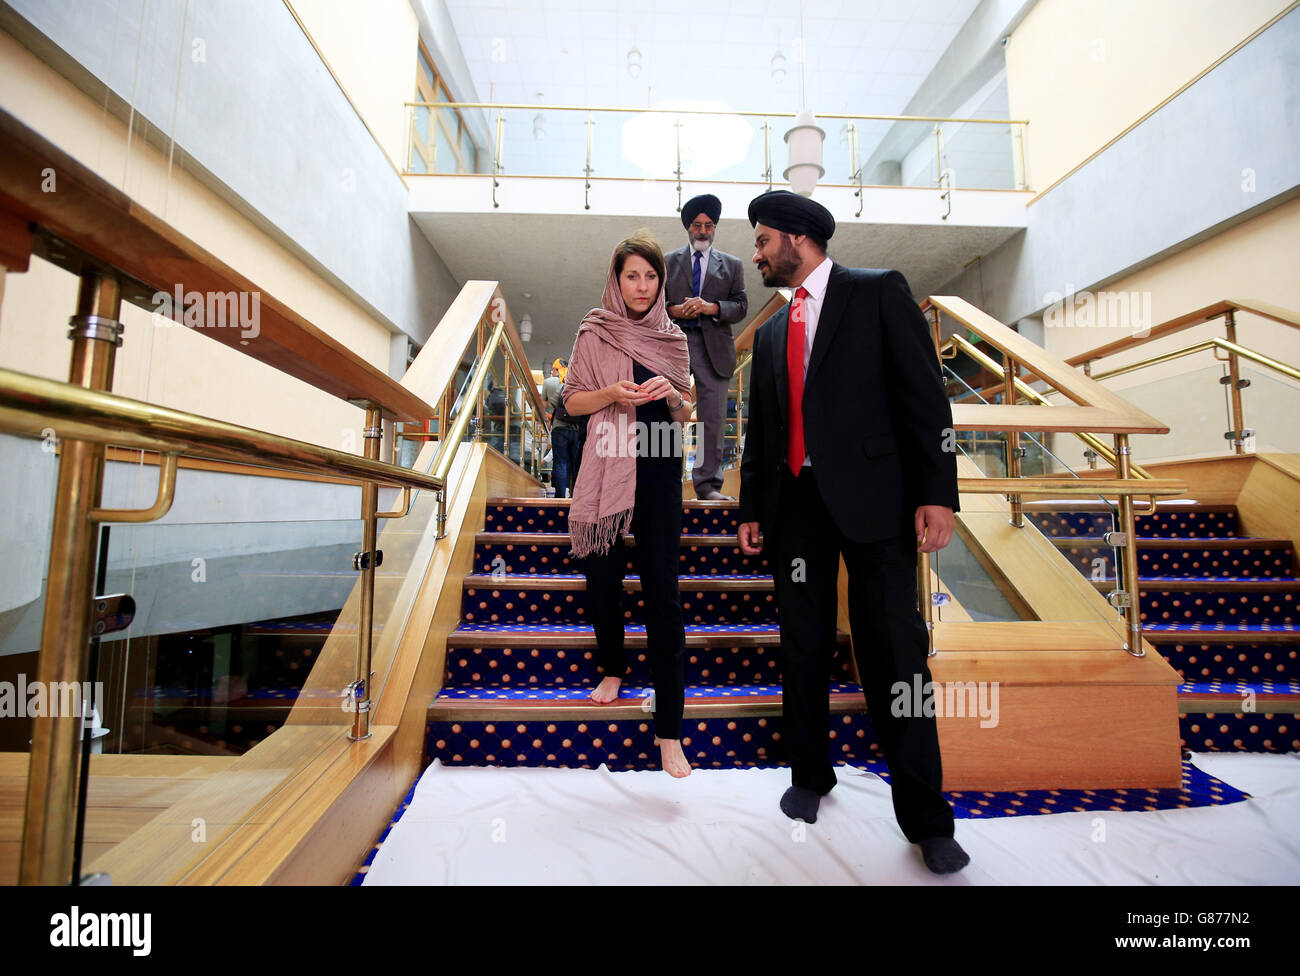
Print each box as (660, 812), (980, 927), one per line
(738, 521), (763, 554)
(914, 505), (955, 553)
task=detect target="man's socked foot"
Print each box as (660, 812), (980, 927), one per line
(780, 785), (822, 823)
(919, 836), (970, 874)
(589, 676), (622, 704)
(658, 738), (692, 778)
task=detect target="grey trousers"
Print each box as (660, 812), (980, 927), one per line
(686, 329), (730, 497)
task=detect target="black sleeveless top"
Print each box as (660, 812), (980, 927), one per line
(632, 360), (682, 466)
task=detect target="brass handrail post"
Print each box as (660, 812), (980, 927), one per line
(1002, 355), (1023, 526)
(1222, 309), (1249, 454)
(349, 403), (382, 740)
(1113, 434), (1145, 657)
(917, 551), (935, 657)
(21, 270), (123, 885)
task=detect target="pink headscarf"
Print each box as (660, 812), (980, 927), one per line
(562, 249), (691, 557)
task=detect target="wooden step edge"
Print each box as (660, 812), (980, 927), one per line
(1178, 695), (1300, 715)
(446, 630), (849, 649)
(1143, 629), (1300, 644)
(1050, 536), (1291, 549)
(475, 532), (745, 545)
(463, 574), (775, 591)
(428, 690), (866, 722)
(487, 497), (739, 508)
(1089, 578), (1300, 592)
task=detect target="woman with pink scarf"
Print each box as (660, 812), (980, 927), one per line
(562, 232), (695, 778)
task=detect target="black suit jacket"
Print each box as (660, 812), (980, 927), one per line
(739, 263), (959, 546)
(664, 245), (748, 379)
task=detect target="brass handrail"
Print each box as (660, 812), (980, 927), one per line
(0, 368), (444, 493)
(1067, 298), (1300, 369)
(1090, 337), (1300, 383)
(405, 100), (1030, 125)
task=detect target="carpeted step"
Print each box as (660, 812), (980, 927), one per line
(443, 624), (853, 687)
(484, 498), (741, 536)
(426, 684), (873, 771)
(1143, 622), (1299, 641)
(461, 572), (778, 626)
(1137, 583), (1298, 627)
(1028, 507), (1241, 540)
(1053, 537), (1295, 579)
(473, 532), (771, 575)
(1159, 641), (1298, 682)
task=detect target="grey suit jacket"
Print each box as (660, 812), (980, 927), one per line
(664, 245), (748, 379)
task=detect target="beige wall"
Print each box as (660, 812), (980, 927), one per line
(0, 28), (400, 451)
(1007, 0), (1292, 193)
(288, 0), (420, 172)
(1042, 196), (1300, 461)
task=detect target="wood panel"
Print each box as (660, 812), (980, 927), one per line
(950, 403), (1168, 434)
(1237, 454), (1300, 561)
(930, 295), (1168, 431)
(83, 725), (341, 884)
(1067, 453), (1252, 506)
(0, 108), (434, 422)
(0, 207), (32, 272)
(401, 281), (496, 407)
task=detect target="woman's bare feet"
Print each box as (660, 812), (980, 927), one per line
(589, 675), (622, 704)
(658, 737), (691, 778)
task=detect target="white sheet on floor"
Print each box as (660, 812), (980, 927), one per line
(361, 754), (1300, 885)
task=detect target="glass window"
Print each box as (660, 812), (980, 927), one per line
(436, 118), (457, 173)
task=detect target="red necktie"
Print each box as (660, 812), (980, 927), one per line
(786, 286), (809, 476)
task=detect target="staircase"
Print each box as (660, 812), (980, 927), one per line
(1030, 502), (1300, 753)
(425, 498), (879, 772)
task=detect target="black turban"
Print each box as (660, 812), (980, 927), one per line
(681, 194), (722, 228)
(747, 189), (835, 242)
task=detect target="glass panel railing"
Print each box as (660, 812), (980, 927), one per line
(408, 105), (1030, 192)
(939, 364), (1126, 626)
(0, 432), (60, 764)
(1234, 365), (1300, 454)
(1084, 363), (1232, 463)
(95, 459), (364, 750)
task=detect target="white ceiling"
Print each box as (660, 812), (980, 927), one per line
(413, 208), (1025, 370)
(424, 0), (1010, 369)
(442, 0), (986, 179)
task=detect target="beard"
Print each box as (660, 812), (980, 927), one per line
(691, 234), (712, 252)
(758, 235), (800, 287)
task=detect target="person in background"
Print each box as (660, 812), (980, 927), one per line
(543, 358), (580, 497)
(665, 193), (748, 500)
(562, 231), (695, 778)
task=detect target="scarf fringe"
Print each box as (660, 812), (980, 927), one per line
(569, 506), (634, 559)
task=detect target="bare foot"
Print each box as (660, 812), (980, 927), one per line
(589, 676), (622, 704)
(658, 738), (691, 778)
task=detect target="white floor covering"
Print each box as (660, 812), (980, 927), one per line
(361, 753), (1300, 885)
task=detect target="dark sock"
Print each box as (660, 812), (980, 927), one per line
(780, 786), (821, 823)
(919, 836), (970, 874)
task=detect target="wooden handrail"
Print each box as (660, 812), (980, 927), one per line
(928, 296), (1168, 434)
(1066, 298), (1300, 367)
(401, 279), (551, 435)
(733, 292), (789, 353)
(0, 108), (435, 423)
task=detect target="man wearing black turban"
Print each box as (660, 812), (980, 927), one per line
(665, 193), (748, 500)
(737, 189), (969, 874)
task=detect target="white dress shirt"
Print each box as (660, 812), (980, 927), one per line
(690, 244), (712, 296)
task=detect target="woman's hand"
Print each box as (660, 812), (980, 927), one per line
(602, 379), (645, 407)
(636, 375), (676, 403)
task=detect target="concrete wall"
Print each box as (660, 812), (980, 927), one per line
(1, 0), (459, 346)
(939, 6), (1300, 327)
(1006, 0), (1292, 192)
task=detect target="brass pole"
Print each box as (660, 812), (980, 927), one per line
(917, 551), (935, 657)
(1003, 356), (1023, 526)
(350, 404), (382, 740)
(1113, 434), (1145, 657)
(21, 271), (122, 885)
(1224, 310), (1247, 455)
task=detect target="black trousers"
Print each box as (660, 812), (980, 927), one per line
(773, 467), (954, 842)
(582, 458), (686, 739)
